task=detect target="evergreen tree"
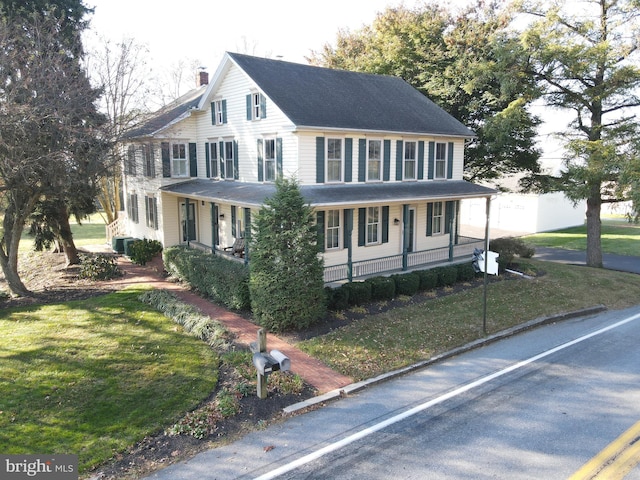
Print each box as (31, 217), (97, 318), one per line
(249, 177), (326, 332)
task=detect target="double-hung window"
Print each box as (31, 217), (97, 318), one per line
(264, 138), (276, 182)
(127, 193), (138, 223)
(172, 143), (188, 177)
(367, 139), (382, 181)
(221, 140), (235, 180)
(435, 143), (447, 179)
(326, 209), (341, 250)
(432, 201), (443, 235)
(209, 143), (219, 178)
(366, 207), (380, 245)
(142, 144), (155, 177)
(145, 196), (158, 230)
(404, 141), (417, 180)
(214, 100), (225, 125)
(326, 138), (343, 183)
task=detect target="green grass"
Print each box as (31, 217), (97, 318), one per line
(0, 287), (218, 473)
(522, 219), (640, 256)
(17, 213), (107, 252)
(299, 260), (640, 381)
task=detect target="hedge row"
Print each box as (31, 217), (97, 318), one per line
(163, 246), (251, 311)
(325, 262), (479, 311)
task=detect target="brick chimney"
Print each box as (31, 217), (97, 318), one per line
(196, 71), (209, 87)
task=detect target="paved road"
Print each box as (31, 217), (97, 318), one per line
(144, 305), (640, 480)
(534, 247), (640, 274)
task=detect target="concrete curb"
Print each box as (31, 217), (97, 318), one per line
(283, 304), (607, 414)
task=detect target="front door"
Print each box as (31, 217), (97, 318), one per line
(180, 201), (196, 242)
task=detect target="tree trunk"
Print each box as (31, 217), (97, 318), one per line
(0, 212), (32, 297)
(585, 184), (603, 268)
(55, 205), (80, 266)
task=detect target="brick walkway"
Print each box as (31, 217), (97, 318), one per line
(101, 251), (353, 394)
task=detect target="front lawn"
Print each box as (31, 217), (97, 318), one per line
(0, 287), (219, 473)
(299, 260), (640, 381)
(522, 220), (640, 256)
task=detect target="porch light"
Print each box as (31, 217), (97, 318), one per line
(219, 213), (225, 219)
(393, 218), (400, 225)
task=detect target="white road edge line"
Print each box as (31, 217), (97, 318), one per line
(254, 311), (640, 480)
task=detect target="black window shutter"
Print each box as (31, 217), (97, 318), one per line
(344, 209), (352, 249)
(276, 138), (283, 178)
(210, 102), (215, 125)
(396, 140), (403, 181)
(246, 94), (252, 120)
(358, 139), (366, 182)
(316, 137), (325, 183)
(345, 138), (353, 182)
(382, 206), (389, 243)
(447, 142), (454, 179)
(426, 203), (433, 236)
(231, 206), (236, 237)
(222, 99), (227, 123)
(205, 143), (210, 178)
(428, 142), (435, 180)
(161, 142), (171, 177)
(257, 139), (264, 182)
(152, 198), (158, 230)
(316, 211), (325, 252)
(383, 140), (391, 181)
(233, 140), (239, 179)
(358, 207), (366, 246)
(189, 142), (197, 177)
(418, 141), (425, 180)
(445, 201), (454, 234)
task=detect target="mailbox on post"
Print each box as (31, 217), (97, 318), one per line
(250, 329), (292, 399)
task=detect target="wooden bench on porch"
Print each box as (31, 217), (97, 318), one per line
(223, 237), (245, 257)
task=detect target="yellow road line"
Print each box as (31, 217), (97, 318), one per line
(569, 420), (640, 479)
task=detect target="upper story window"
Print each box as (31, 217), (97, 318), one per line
(366, 206), (380, 245)
(435, 143), (447, 179)
(326, 138), (343, 183)
(264, 138), (276, 182)
(212, 99), (227, 125)
(172, 143), (188, 177)
(142, 144), (155, 177)
(246, 92), (266, 121)
(367, 139), (382, 182)
(221, 140), (235, 180)
(404, 141), (417, 180)
(209, 142), (219, 178)
(126, 145), (136, 175)
(326, 209), (341, 250)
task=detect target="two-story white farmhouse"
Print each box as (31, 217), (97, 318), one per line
(116, 52), (496, 282)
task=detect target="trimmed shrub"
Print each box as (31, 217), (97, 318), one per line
(344, 281), (372, 306)
(417, 269), (438, 291)
(393, 272), (420, 296)
(490, 237), (536, 269)
(456, 262), (477, 282)
(326, 285), (350, 311)
(78, 253), (122, 280)
(129, 238), (163, 265)
(163, 246), (251, 311)
(366, 276), (396, 301)
(436, 265), (458, 286)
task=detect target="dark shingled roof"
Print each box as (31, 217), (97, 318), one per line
(228, 52), (475, 137)
(125, 87), (206, 139)
(160, 179), (496, 208)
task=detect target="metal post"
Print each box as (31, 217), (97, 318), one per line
(256, 329), (267, 399)
(483, 196), (491, 335)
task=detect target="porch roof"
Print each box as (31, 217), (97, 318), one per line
(160, 179), (497, 208)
